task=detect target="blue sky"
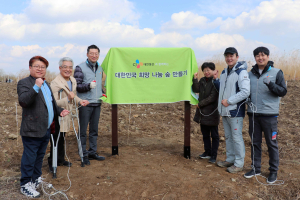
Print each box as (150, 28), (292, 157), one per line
(0, 0), (300, 74)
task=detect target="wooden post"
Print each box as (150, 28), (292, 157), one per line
(112, 104), (118, 155)
(184, 101), (191, 159)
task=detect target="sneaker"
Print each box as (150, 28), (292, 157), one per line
(20, 182), (40, 198)
(199, 152), (211, 159)
(208, 156), (216, 164)
(33, 177), (52, 190)
(227, 165), (243, 173)
(83, 156), (90, 165)
(88, 153), (105, 161)
(244, 169), (261, 178)
(217, 160), (234, 168)
(267, 172), (277, 184)
(33, 177), (43, 190)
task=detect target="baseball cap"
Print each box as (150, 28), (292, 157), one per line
(224, 47), (238, 55)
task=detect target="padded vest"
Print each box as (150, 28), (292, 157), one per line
(77, 61), (103, 104)
(248, 67), (280, 115)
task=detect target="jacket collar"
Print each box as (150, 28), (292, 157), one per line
(226, 61), (245, 74)
(57, 74), (70, 90)
(86, 59), (99, 72)
(202, 76), (213, 81)
(251, 61), (274, 76)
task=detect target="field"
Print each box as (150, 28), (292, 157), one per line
(0, 79), (299, 200)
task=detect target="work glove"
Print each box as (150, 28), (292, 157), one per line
(90, 80), (96, 89)
(263, 77), (270, 85)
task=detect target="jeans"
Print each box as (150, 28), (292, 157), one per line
(222, 116), (245, 168)
(20, 128), (50, 186)
(79, 105), (101, 157)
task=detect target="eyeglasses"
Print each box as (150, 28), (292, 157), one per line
(32, 65), (46, 70)
(88, 53), (99, 56)
(60, 65), (73, 70)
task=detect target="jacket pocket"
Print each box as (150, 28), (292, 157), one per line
(23, 115), (38, 132)
(227, 104), (237, 112)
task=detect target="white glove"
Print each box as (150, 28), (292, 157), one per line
(90, 81), (96, 89)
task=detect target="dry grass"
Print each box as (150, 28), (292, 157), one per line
(1, 50), (299, 82)
(0, 69), (58, 83)
(196, 50), (300, 80)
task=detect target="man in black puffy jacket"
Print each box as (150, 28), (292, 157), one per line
(192, 62), (220, 163)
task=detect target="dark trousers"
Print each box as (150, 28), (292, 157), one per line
(249, 116), (279, 172)
(48, 132), (66, 165)
(200, 124), (219, 157)
(79, 105), (101, 157)
(20, 128), (50, 186)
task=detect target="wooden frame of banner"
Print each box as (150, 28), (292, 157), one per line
(111, 101), (191, 159)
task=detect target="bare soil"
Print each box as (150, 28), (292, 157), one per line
(0, 81), (300, 200)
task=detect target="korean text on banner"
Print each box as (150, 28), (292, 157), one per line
(101, 47), (199, 105)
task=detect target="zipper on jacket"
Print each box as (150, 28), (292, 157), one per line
(221, 71), (229, 115)
(255, 79), (258, 114)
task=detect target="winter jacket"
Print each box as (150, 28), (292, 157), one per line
(50, 74), (82, 132)
(74, 59), (103, 105)
(192, 77), (220, 126)
(215, 61), (250, 117)
(247, 61), (287, 116)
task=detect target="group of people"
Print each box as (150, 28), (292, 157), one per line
(17, 45), (105, 198)
(17, 44), (287, 198)
(192, 47), (287, 185)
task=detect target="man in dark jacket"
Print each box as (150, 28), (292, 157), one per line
(18, 56), (69, 198)
(74, 44), (105, 165)
(192, 62), (220, 163)
(244, 47), (287, 184)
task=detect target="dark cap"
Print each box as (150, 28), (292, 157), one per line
(224, 47), (238, 55)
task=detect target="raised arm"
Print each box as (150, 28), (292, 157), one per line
(17, 79), (39, 108)
(265, 70), (287, 97)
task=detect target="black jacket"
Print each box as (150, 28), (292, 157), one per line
(17, 75), (63, 137)
(192, 77), (220, 126)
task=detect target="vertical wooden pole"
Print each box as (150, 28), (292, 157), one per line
(112, 104), (118, 155)
(184, 101), (191, 159)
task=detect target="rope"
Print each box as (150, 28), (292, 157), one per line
(248, 102), (284, 186)
(198, 107), (218, 117)
(40, 85), (73, 199)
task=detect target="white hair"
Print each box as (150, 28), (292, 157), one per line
(59, 57), (73, 67)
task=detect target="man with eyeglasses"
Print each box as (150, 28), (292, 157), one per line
(48, 57), (89, 172)
(74, 45), (106, 165)
(17, 56), (69, 198)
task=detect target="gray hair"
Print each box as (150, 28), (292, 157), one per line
(59, 57), (74, 67)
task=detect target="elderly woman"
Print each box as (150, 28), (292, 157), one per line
(48, 57), (89, 172)
(18, 56), (69, 198)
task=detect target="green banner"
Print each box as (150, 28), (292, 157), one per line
(101, 47), (199, 105)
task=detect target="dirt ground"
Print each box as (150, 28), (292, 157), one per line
(0, 81), (299, 200)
